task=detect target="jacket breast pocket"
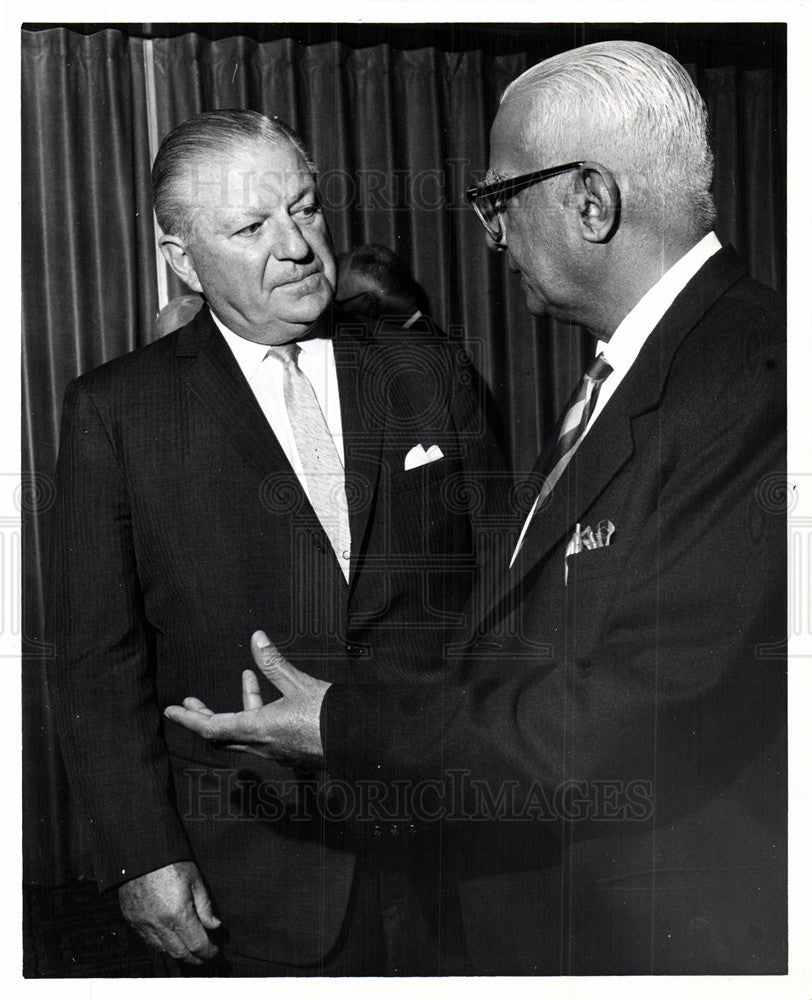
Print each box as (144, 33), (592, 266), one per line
(387, 457), (450, 496)
(566, 543), (624, 584)
(564, 544), (628, 658)
(381, 458), (474, 562)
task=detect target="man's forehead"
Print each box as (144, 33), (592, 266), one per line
(487, 96), (537, 179)
(205, 139), (310, 179)
(183, 138), (316, 210)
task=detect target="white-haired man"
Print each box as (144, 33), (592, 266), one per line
(168, 43), (786, 974)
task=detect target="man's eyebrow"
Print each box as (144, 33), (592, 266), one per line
(291, 181), (318, 201)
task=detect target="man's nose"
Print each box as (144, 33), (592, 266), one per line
(271, 215), (311, 260)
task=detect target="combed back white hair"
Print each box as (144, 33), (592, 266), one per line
(504, 41), (716, 236)
(152, 109), (316, 241)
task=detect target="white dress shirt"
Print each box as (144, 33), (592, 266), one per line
(212, 312), (350, 580)
(213, 315), (345, 470)
(510, 231), (722, 568)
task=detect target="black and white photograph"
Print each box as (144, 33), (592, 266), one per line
(12, 6), (812, 996)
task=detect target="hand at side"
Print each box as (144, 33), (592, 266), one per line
(164, 631), (329, 765)
(117, 860), (221, 964)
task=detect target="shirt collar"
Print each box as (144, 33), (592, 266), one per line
(209, 308), (333, 383)
(598, 231), (722, 370)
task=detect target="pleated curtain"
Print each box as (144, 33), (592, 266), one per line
(21, 25), (785, 883)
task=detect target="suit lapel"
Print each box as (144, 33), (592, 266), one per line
(331, 311), (385, 587)
(176, 307), (324, 540)
(476, 245), (747, 629)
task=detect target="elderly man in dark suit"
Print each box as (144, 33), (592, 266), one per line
(168, 41), (787, 976)
(49, 110), (505, 975)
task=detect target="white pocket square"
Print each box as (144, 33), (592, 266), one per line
(564, 519), (615, 584)
(404, 443), (444, 471)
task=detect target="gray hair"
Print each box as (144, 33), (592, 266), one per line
(504, 41), (716, 236)
(152, 109), (316, 240)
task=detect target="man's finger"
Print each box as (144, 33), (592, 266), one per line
(164, 705), (209, 734)
(164, 705), (241, 740)
(191, 874), (222, 932)
(134, 925), (166, 954)
(251, 630), (302, 696)
(182, 696), (214, 716)
(158, 927), (203, 965)
(161, 896), (218, 963)
(242, 669), (264, 711)
(176, 926), (218, 963)
(173, 906), (218, 961)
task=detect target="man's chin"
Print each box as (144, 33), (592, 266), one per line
(523, 289), (573, 323)
(275, 286), (332, 325)
(523, 290), (549, 317)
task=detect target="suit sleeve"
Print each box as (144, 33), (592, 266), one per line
(322, 315), (786, 806)
(48, 378), (193, 890)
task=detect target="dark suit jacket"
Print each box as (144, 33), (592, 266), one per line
(49, 305), (507, 965)
(323, 247), (787, 974)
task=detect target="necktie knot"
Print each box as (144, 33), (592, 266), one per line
(585, 352), (613, 383)
(264, 342), (301, 367)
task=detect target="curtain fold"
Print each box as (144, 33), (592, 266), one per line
(22, 27), (157, 882)
(22, 25), (786, 884)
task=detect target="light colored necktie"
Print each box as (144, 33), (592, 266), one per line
(510, 353), (613, 567)
(265, 343), (351, 577)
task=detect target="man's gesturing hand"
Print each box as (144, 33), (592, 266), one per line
(164, 631), (329, 764)
(118, 861), (221, 964)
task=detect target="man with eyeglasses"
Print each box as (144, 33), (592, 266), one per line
(167, 42), (786, 975)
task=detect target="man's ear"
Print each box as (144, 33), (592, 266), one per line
(159, 234), (204, 293)
(569, 162), (620, 243)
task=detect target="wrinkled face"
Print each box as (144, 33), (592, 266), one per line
(174, 137), (336, 344)
(487, 97), (581, 323)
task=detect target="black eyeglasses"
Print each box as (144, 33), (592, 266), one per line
(466, 161), (585, 244)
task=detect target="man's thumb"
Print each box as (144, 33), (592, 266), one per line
(251, 630), (299, 695)
(191, 875), (221, 930)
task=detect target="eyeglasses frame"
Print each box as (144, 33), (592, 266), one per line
(465, 161), (586, 243)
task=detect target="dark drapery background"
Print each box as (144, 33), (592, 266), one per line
(22, 22), (786, 885)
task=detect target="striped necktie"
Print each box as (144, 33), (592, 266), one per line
(509, 352), (613, 567)
(265, 343), (351, 579)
